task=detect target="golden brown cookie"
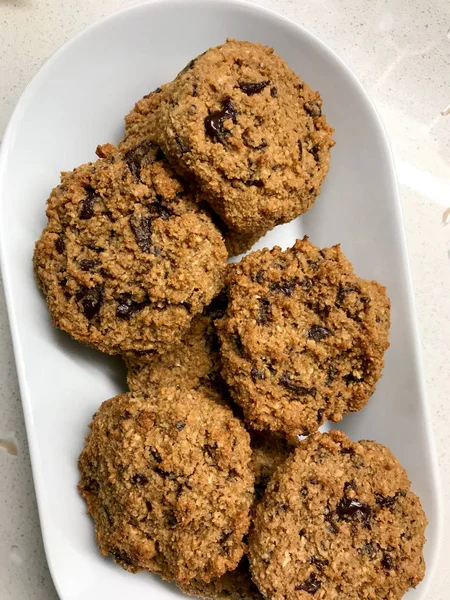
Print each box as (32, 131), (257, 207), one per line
(153, 39), (334, 234)
(78, 390), (254, 583)
(249, 430), (427, 600)
(218, 237), (390, 437)
(34, 143), (227, 354)
(120, 87), (265, 256)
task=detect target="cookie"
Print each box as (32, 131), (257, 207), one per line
(120, 87), (263, 256)
(179, 557), (262, 600)
(153, 39), (335, 234)
(217, 237), (390, 437)
(249, 430), (427, 600)
(250, 432), (293, 503)
(78, 389), (254, 583)
(34, 143), (227, 355)
(125, 309), (224, 401)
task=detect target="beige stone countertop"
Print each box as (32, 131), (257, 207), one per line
(0, 1), (449, 598)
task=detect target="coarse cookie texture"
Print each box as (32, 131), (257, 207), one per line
(34, 143), (227, 355)
(250, 432), (293, 503)
(78, 389), (254, 583)
(153, 39), (335, 234)
(249, 430), (427, 600)
(179, 557), (262, 600)
(120, 86), (264, 256)
(125, 305), (225, 402)
(218, 237), (390, 437)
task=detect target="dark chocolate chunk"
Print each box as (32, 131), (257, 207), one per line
(54, 236), (65, 254)
(296, 573), (321, 594)
(252, 269), (265, 284)
(343, 480), (357, 493)
(358, 542), (378, 559)
(299, 528), (306, 537)
(326, 364), (338, 385)
(116, 294), (148, 320)
(256, 297), (272, 325)
(336, 283), (360, 305)
(245, 178), (264, 188)
(150, 448), (162, 463)
(298, 140), (303, 160)
(130, 215), (153, 253)
(204, 98), (237, 142)
(131, 474), (148, 485)
(175, 421), (186, 431)
(304, 100), (322, 118)
(111, 549), (134, 567)
(317, 408), (324, 423)
(336, 496), (372, 528)
(76, 285), (103, 320)
(79, 259), (98, 271)
(307, 325), (331, 341)
(238, 80), (269, 95)
(270, 86), (278, 98)
(176, 137), (190, 154)
(269, 278), (298, 296)
(375, 490), (406, 509)
(381, 552), (393, 570)
(251, 366), (266, 382)
(279, 372), (316, 397)
(124, 140), (160, 179)
(311, 145), (320, 162)
(311, 556), (329, 571)
(79, 186), (98, 220)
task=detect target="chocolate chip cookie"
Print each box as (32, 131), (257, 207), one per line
(249, 430), (427, 600)
(34, 143), (227, 355)
(78, 389), (254, 582)
(153, 39), (335, 234)
(217, 237), (390, 437)
(120, 86), (264, 256)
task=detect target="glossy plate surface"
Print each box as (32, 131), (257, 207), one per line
(0, 1), (441, 598)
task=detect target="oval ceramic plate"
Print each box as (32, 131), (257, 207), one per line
(0, 1), (441, 598)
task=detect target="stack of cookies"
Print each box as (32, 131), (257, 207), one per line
(33, 40), (427, 600)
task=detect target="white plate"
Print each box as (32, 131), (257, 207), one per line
(0, 1), (442, 598)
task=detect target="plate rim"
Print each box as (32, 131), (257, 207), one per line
(0, 0), (443, 597)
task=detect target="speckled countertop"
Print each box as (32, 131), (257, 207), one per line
(0, 1), (449, 598)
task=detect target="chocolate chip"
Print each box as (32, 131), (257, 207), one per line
(375, 490), (406, 509)
(130, 215), (153, 253)
(76, 285), (103, 320)
(245, 178), (264, 188)
(238, 81), (269, 95)
(344, 480), (356, 493)
(304, 100), (322, 118)
(242, 132), (267, 150)
(296, 573), (321, 594)
(59, 277), (67, 288)
(166, 512), (178, 527)
(192, 82), (198, 97)
(111, 549), (134, 567)
(301, 277), (314, 291)
(311, 556), (329, 571)
(251, 366), (265, 382)
(146, 500), (153, 512)
(269, 278), (298, 296)
(279, 372), (316, 397)
(358, 542), (378, 559)
(361, 296), (371, 303)
(252, 269), (265, 284)
(381, 552), (393, 570)
(175, 421), (186, 431)
(270, 86), (278, 98)
(150, 448), (162, 464)
(124, 140), (160, 179)
(256, 298), (272, 325)
(317, 408), (324, 423)
(307, 325), (331, 341)
(299, 528), (306, 537)
(343, 373), (364, 385)
(336, 283), (360, 305)
(116, 294), (148, 320)
(340, 447), (355, 455)
(55, 236), (65, 254)
(176, 137), (190, 153)
(311, 145), (320, 162)
(154, 87), (162, 93)
(79, 186), (98, 220)
(204, 98), (237, 142)
(79, 259), (98, 271)
(336, 496), (372, 528)
(131, 474), (148, 485)
(326, 364), (338, 385)
(298, 140), (303, 160)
